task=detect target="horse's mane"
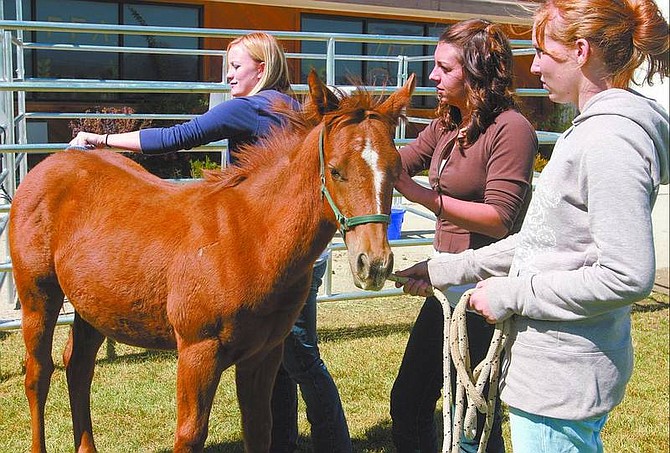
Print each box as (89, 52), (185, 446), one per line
(203, 88), (402, 187)
(322, 88), (401, 130)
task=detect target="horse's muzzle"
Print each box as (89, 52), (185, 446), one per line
(351, 251), (394, 291)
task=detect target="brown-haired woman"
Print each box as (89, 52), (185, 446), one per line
(390, 18), (538, 453)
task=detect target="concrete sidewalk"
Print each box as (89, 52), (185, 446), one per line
(651, 184), (669, 293)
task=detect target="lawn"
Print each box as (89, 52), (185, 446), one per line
(0, 292), (667, 452)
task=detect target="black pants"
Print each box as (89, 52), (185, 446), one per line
(390, 296), (506, 453)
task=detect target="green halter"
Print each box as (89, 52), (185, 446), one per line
(318, 127), (391, 236)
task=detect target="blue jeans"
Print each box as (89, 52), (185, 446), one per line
(390, 296), (505, 453)
(270, 260), (352, 453)
(508, 407), (607, 453)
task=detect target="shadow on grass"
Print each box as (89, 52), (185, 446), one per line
(352, 418), (395, 452)
(632, 299), (669, 313)
(1, 320), (411, 381)
(96, 347), (176, 365)
(157, 440), (247, 453)
(154, 419), (400, 452)
(0, 344), (177, 381)
(156, 440), (246, 453)
(99, 320), (415, 364)
(318, 322), (414, 343)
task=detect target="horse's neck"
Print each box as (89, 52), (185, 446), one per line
(242, 137), (335, 274)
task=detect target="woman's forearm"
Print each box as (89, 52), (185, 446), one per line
(69, 130), (143, 152)
(438, 194), (508, 238)
(396, 172), (507, 238)
(104, 131), (143, 152)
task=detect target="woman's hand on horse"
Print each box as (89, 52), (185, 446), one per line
(394, 172), (438, 215)
(393, 261), (433, 297)
(394, 171), (422, 202)
(68, 131), (105, 150)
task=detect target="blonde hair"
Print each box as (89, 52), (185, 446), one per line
(534, 0), (669, 87)
(226, 32), (292, 96)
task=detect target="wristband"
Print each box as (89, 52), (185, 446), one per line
(104, 134), (110, 148)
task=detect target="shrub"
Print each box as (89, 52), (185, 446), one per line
(534, 153), (550, 173)
(68, 106), (152, 137)
(190, 155), (222, 178)
(68, 106), (194, 179)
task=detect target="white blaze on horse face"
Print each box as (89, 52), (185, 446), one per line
(361, 135), (384, 212)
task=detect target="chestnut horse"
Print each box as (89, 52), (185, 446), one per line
(9, 71), (415, 453)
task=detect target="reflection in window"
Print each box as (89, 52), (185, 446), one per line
(301, 14), (441, 108)
(3, 0), (34, 76)
(3, 0), (32, 21)
(122, 3), (199, 82)
(300, 16), (363, 85)
(366, 21), (423, 86)
(35, 0), (119, 83)
(27, 0), (202, 104)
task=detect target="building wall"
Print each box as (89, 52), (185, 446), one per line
(197, 0), (537, 25)
(190, 0), (537, 88)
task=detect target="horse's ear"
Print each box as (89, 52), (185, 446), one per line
(308, 69), (340, 118)
(378, 73), (416, 121)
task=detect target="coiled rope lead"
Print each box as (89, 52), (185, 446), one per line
(388, 275), (510, 453)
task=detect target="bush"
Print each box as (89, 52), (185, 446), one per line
(534, 153), (550, 173)
(68, 106), (152, 137)
(190, 155), (222, 178)
(68, 106), (194, 179)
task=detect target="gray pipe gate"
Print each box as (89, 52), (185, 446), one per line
(0, 19), (558, 331)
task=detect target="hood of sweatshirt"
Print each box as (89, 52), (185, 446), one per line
(573, 88), (669, 186)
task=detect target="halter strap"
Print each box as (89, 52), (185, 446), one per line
(318, 128), (390, 235)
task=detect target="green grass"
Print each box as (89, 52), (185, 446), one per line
(0, 293), (667, 452)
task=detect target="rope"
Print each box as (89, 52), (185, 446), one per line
(388, 273), (509, 453)
(432, 288), (510, 453)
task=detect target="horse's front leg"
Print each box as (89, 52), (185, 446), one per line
(63, 312), (106, 453)
(173, 337), (226, 453)
(235, 344), (284, 453)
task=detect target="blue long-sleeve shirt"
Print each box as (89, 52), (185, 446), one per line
(139, 90), (297, 163)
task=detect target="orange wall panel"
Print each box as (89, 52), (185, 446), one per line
(201, 3), (300, 81)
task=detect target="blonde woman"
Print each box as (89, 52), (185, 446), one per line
(70, 31), (351, 453)
(69, 32), (293, 164)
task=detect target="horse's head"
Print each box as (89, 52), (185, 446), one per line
(307, 70), (416, 291)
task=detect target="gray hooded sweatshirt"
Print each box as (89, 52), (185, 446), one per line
(427, 88), (669, 420)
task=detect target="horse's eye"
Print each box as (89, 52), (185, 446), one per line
(330, 167), (345, 181)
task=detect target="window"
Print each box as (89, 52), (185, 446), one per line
(301, 14), (441, 107)
(35, 0), (119, 82)
(300, 16), (363, 85)
(4, 0), (34, 76)
(2, 0), (31, 21)
(122, 3), (200, 82)
(365, 20), (424, 86)
(26, 0), (202, 103)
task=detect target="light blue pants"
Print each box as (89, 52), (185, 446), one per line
(508, 406), (607, 453)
